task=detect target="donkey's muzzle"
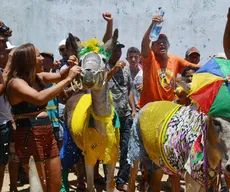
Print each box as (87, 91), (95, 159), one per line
(81, 69), (97, 88)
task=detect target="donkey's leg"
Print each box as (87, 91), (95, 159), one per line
(85, 164), (95, 192)
(198, 187), (206, 192)
(149, 169), (164, 192)
(128, 159), (138, 192)
(171, 175), (181, 192)
(184, 172), (201, 192)
(106, 163), (116, 192)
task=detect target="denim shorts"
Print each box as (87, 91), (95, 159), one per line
(0, 121), (12, 165)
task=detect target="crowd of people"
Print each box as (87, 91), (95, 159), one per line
(0, 7), (230, 192)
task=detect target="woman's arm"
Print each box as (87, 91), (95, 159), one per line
(8, 65), (81, 106)
(224, 8), (230, 59)
(38, 55), (78, 85)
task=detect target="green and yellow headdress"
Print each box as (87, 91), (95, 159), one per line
(78, 38), (111, 60)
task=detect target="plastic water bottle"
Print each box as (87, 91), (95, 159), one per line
(149, 7), (165, 41)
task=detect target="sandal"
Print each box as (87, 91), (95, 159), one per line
(76, 181), (87, 190)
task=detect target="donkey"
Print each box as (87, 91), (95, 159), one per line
(65, 29), (119, 192)
(127, 100), (230, 192)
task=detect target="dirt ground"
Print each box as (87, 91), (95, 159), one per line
(2, 163), (185, 192)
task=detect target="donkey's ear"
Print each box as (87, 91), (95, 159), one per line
(103, 28), (118, 54)
(68, 33), (82, 54)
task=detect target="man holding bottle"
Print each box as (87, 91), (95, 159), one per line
(139, 14), (199, 191)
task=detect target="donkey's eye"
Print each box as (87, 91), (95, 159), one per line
(79, 60), (82, 67)
(102, 58), (107, 64)
(213, 119), (221, 127)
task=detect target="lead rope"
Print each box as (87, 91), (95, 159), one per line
(215, 161), (222, 192)
(202, 113), (209, 192)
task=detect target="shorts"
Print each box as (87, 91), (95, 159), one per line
(0, 121), (12, 165)
(15, 116), (60, 165)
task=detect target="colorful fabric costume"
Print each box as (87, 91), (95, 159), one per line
(128, 101), (216, 185)
(159, 104), (216, 184)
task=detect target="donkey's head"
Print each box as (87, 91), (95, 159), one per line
(68, 29), (118, 90)
(208, 116), (230, 175)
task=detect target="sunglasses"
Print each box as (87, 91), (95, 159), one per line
(0, 25), (9, 33)
(59, 48), (65, 52)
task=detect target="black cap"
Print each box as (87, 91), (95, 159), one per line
(116, 41), (125, 48)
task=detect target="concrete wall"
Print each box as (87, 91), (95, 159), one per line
(1, 0), (229, 64)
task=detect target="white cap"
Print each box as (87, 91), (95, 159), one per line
(5, 41), (16, 50)
(214, 52), (227, 59)
(58, 39), (66, 48)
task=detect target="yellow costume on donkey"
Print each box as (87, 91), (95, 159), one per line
(71, 94), (120, 165)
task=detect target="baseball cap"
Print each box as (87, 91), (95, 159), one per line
(116, 41), (125, 49)
(213, 52), (227, 59)
(5, 41), (17, 50)
(152, 34), (169, 44)
(185, 47), (200, 57)
(58, 39), (66, 48)
(40, 52), (54, 61)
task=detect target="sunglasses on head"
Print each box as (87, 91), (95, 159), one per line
(0, 25), (8, 33)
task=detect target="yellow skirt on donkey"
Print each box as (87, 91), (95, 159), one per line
(71, 94), (120, 165)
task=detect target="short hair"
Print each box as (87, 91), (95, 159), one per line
(181, 66), (198, 77)
(127, 47), (140, 57)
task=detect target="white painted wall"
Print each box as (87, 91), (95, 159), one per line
(1, 0), (229, 64)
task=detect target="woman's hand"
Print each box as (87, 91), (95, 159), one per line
(67, 55), (79, 67)
(67, 65), (82, 81)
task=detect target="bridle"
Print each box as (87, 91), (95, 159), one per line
(71, 53), (108, 91)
